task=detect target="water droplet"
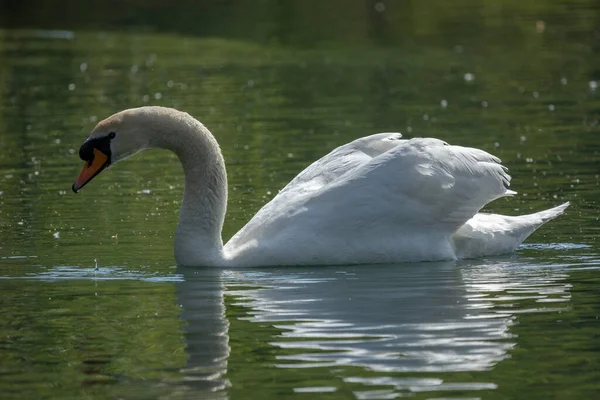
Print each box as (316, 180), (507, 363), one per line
(533, 91), (539, 98)
(146, 54), (157, 67)
(154, 92), (162, 100)
(535, 20), (545, 33)
(482, 101), (488, 108)
(589, 81), (598, 91)
(423, 114), (429, 121)
(548, 104), (555, 111)
(68, 83), (76, 91)
(374, 2), (385, 12)
(463, 73), (475, 82)
(440, 99), (448, 108)
(560, 77), (568, 85)
(80, 62), (88, 72)
(167, 80), (174, 88)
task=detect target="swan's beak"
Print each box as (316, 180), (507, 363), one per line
(72, 148), (110, 193)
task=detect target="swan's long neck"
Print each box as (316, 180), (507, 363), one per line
(149, 112), (228, 266)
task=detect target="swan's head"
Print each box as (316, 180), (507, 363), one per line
(72, 108), (153, 193)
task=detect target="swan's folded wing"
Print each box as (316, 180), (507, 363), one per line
(226, 136), (512, 255)
(226, 132), (404, 248)
(311, 137), (513, 233)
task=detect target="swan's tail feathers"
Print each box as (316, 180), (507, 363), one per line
(452, 202), (570, 259)
(530, 201), (570, 223)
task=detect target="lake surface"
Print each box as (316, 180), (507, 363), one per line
(1, 1), (600, 399)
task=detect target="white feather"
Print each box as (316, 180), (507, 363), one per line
(225, 134), (566, 266)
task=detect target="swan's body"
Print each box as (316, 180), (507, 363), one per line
(73, 106), (569, 267)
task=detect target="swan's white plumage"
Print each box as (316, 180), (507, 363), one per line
(76, 107), (569, 267)
(225, 134), (529, 266)
(452, 202), (570, 259)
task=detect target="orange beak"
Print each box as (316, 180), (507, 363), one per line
(72, 148), (110, 193)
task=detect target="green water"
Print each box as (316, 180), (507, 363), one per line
(1, 1), (599, 399)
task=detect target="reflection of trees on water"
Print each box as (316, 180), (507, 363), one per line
(0, 0), (596, 255)
(0, 31), (77, 252)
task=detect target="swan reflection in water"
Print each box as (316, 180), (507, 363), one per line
(174, 257), (571, 396)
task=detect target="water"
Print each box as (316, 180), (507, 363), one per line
(1, 1), (600, 398)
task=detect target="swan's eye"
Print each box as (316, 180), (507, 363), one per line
(108, 132), (116, 139)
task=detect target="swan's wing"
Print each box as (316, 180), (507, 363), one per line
(226, 132), (403, 248)
(279, 132), (405, 196)
(226, 136), (512, 256)
(311, 137), (513, 232)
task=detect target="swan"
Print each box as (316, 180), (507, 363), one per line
(72, 106), (569, 267)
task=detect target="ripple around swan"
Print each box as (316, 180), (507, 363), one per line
(164, 254), (600, 397)
(0, 249), (599, 398)
(0, 265), (183, 282)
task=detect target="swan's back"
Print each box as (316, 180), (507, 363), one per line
(224, 133), (539, 266)
(279, 132), (405, 197)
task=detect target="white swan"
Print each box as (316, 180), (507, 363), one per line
(72, 106), (569, 267)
